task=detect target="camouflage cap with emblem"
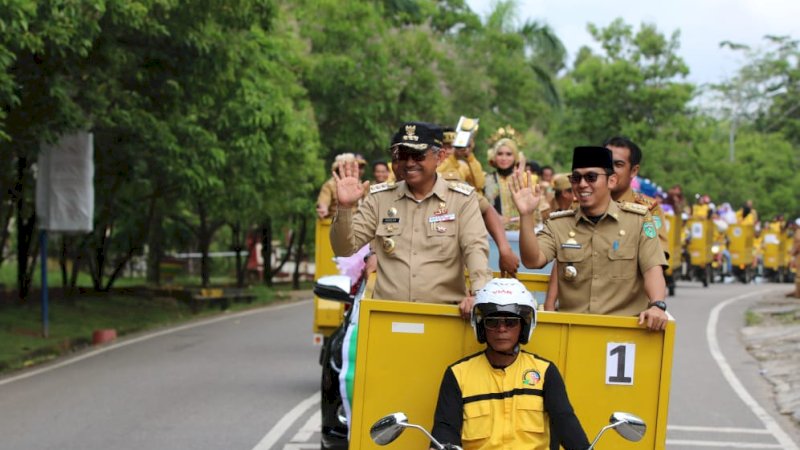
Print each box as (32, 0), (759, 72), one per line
(390, 121), (444, 153)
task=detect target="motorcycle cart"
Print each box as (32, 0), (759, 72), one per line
(782, 232), (796, 283)
(663, 213), (682, 296)
(726, 224), (755, 283)
(762, 230), (788, 283)
(344, 284), (676, 450)
(686, 218), (714, 287)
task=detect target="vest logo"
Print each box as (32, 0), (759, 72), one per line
(522, 369), (541, 385)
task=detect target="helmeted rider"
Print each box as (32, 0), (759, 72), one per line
(431, 278), (591, 450)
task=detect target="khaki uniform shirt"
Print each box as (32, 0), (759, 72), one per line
(458, 153), (486, 192)
(316, 178), (338, 218)
(617, 188), (669, 257)
(537, 201), (667, 316)
(331, 176), (492, 303)
(439, 167), (491, 214)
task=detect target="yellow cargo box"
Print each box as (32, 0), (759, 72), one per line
(727, 224), (755, 267)
(686, 218), (713, 266)
(348, 297), (675, 450)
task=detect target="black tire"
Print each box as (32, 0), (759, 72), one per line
(703, 265), (710, 287)
(668, 284), (676, 296)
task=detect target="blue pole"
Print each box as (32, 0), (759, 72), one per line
(40, 229), (49, 338)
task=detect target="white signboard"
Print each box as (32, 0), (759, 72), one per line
(36, 132), (95, 232)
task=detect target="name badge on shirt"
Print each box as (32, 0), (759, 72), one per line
(429, 213), (456, 223)
(382, 218), (400, 223)
(561, 243), (582, 249)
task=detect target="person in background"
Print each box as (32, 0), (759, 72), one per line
(788, 218), (800, 298)
(371, 160), (391, 184)
(316, 153), (366, 219)
(736, 200), (758, 226)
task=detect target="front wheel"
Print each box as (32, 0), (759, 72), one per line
(703, 265), (711, 288)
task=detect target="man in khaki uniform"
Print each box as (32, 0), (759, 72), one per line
(788, 218), (800, 298)
(316, 153), (366, 219)
(510, 146), (669, 331)
(331, 122), (492, 317)
(605, 136), (669, 254)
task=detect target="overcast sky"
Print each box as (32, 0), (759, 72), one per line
(465, 0), (799, 86)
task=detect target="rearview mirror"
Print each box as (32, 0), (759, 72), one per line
(369, 412), (408, 445)
(610, 411), (646, 442)
(314, 275), (354, 303)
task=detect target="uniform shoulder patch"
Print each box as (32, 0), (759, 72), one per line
(634, 192), (658, 210)
(369, 182), (398, 194)
(548, 209), (576, 219)
(619, 201), (648, 215)
(440, 170), (462, 182)
(448, 181), (474, 196)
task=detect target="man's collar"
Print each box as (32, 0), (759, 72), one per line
(575, 198), (619, 224)
(394, 175), (446, 201)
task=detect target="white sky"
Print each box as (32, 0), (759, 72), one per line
(466, 0), (800, 86)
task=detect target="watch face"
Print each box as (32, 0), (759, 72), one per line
(652, 301), (667, 311)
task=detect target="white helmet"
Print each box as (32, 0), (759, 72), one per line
(471, 278), (537, 345)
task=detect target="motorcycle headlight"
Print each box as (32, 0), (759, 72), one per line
(711, 245), (720, 254)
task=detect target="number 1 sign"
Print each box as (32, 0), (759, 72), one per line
(606, 343), (635, 385)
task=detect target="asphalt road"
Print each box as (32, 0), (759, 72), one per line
(0, 281), (798, 449)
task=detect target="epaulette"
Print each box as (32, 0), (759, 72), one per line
(369, 181), (398, 194)
(634, 192), (658, 210)
(440, 170), (462, 182)
(548, 209), (576, 219)
(448, 181), (474, 196)
(619, 201), (648, 215)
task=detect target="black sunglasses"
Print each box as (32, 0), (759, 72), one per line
(392, 149), (430, 162)
(483, 317), (521, 330)
(569, 171), (608, 184)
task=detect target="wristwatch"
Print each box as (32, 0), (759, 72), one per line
(648, 300), (667, 312)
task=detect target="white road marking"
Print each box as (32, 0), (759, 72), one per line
(252, 391), (320, 450)
(289, 410), (321, 442)
(667, 439), (783, 448)
(0, 299), (312, 387)
(283, 445), (319, 450)
(706, 289), (799, 450)
(668, 425), (771, 434)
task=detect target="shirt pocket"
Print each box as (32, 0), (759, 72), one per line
(555, 246), (588, 264)
(426, 220), (457, 260)
(517, 395), (546, 434)
(608, 245), (636, 279)
(462, 401), (492, 442)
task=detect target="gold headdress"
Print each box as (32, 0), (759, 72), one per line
(487, 125), (524, 149)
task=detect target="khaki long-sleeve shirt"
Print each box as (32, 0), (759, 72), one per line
(331, 176), (491, 303)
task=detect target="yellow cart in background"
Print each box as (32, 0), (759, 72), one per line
(348, 293), (675, 450)
(727, 223), (755, 284)
(664, 214), (683, 296)
(762, 229), (789, 283)
(314, 218), (347, 343)
(686, 218), (714, 287)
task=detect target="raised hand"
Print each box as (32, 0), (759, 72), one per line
(333, 160), (368, 208)
(509, 167), (541, 216)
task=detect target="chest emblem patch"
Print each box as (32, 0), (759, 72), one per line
(523, 369), (541, 385)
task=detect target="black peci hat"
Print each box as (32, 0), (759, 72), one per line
(572, 146), (613, 171)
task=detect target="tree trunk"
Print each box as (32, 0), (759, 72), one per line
(15, 155), (37, 302)
(292, 216), (307, 289)
(147, 207), (164, 285)
(262, 218), (272, 287)
(231, 221), (246, 288)
(198, 202), (212, 288)
(60, 235), (69, 289)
